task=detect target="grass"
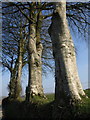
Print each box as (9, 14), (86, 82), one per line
(30, 93), (54, 104)
(85, 88), (90, 98)
(75, 89), (90, 119)
(2, 93), (54, 120)
(2, 89), (90, 120)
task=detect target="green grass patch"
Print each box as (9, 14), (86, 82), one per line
(30, 93), (54, 105)
(70, 89), (90, 119)
(84, 88), (90, 98)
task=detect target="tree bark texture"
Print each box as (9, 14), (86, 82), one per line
(48, 1), (86, 105)
(8, 68), (17, 98)
(27, 12), (44, 99)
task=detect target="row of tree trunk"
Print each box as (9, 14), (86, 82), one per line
(8, 1), (86, 105)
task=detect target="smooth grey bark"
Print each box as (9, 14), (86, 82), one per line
(48, 1), (86, 105)
(36, 11), (44, 95)
(36, 43), (44, 95)
(27, 19), (44, 100)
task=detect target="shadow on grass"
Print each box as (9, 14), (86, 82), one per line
(2, 90), (90, 120)
(2, 95), (54, 120)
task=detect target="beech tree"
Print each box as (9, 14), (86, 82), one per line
(2, 2), (54, 100)
(48, 1), (88, 107)
(5, 2), (54, 100)
(26, 3), (44, 100)
(2, 9), (27, 99)
(2, 2), (89, 102)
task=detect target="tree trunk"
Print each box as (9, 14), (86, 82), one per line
(26, 19), (44, 101)
(8, 30), (24, 99)
(48, 1), (86, 105)
(14, 31), (24, 99)
(8, 57), (18, 99)
(36, 11), (44, 95)
(8, 50), (22, 99)
(8, 69), (16, 98)
(36, 43), (44, 95)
